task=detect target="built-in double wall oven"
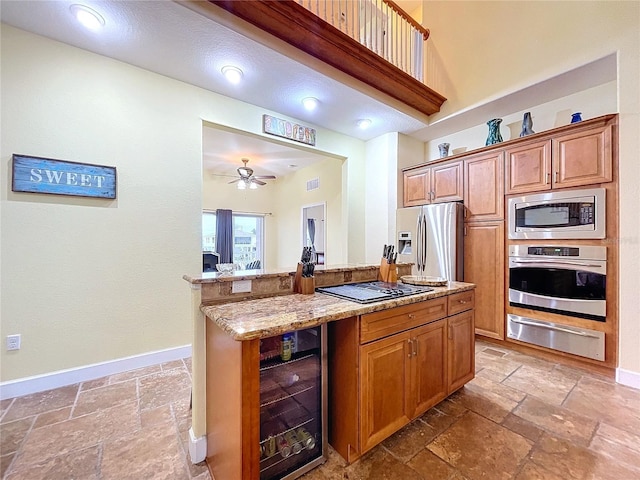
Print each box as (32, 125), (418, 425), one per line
(506, 188), (608, 362)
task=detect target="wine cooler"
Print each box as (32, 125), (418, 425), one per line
(258, 324), (327, 479)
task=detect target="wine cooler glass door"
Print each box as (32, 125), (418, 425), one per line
(258, 325), (327, 480)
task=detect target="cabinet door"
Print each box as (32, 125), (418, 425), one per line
(359, 332), (412, 453)
(553, 124), (612, 188)
(410, 319), (447, 418)
(447, 310), (475, 394)
(463, 222), (504, 339)
(464, 151), (504, 221)
(505, 139), (552, 194)
(403, 167), (430, 207)
(431, 160), (464, 203)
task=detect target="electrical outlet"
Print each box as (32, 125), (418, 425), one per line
(7, 334), (21, 351)
(232, 280), (252, 294)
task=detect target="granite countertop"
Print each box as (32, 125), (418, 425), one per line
(183, 263), (408, 284)
(202, 281), (475, 341)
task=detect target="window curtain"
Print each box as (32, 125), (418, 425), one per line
(215, 209), (233, 263)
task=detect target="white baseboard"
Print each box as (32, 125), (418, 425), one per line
(189, 427), (207, 463)
(616, 367), (640, 390)
(0, 345), (192, 400)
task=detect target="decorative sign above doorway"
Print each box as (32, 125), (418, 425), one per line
(263, 114), (316, 146)
(11, 154), (117, 199)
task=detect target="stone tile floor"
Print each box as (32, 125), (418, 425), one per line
(2, 341), (640, 479)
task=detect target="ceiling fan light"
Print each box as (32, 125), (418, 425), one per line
(222, 65), (243, 84)
(249, 180), (258, 189)
(237, 179), (247, 189)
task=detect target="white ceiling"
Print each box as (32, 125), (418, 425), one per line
(0, 0), (429, 177)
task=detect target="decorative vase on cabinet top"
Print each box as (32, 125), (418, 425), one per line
(520, 112), (535, 137)
(438, 143), (450, 158)
(485, 118), (503, 146)
(571, 112), (583, 123)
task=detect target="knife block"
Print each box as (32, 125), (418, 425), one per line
(378, 258), (398, 283)
(293, 263), (315, 294)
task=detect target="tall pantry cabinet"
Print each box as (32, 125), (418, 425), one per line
(462, 151), (505, 339)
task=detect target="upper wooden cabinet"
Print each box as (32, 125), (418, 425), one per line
(505, 139), (552, 194)
(506, 122), (613, 194)
(403, 160), (463, 207)
(464, 151), (504, 221)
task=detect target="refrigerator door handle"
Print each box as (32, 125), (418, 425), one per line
(423, 211), (428, 274)
(416, 211), (422, 275)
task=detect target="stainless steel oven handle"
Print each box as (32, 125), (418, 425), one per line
(511, 259), (603, 268)
(509, 317), (601, 338)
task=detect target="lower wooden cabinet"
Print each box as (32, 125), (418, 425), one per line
(329, 293), (474, 463)
(448, 310), (475, 392)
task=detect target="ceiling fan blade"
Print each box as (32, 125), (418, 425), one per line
(252, 179), (267, 186)
(227, 178), (241, 184)
(254, 175), (276, 180)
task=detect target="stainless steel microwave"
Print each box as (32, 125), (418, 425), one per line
(508, 188), (605, 240)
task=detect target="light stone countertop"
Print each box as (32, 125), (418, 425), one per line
(202, 281), (475, 341)
(183, 263), (406, 284)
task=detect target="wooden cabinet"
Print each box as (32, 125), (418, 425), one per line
(403, 160), (463, 207)
(448, 310), (475, 393)
(359, 330), (412, 452)
(553, 123), (612, 188)
(505, 139), (552, 194)
(506, 123), (612, 194)
(464, 151), (504, 221)
(329, 292), (474, 463)
(464, 222), (504, 340)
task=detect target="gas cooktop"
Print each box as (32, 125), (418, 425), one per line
(316, 281), (433, 304)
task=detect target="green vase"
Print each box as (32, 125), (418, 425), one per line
(485, 118), (503, 145)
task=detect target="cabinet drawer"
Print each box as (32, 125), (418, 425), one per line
(448, 290), (474, 316)
(360, 298), (447, 344)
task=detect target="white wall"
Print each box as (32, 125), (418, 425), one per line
(0, 25), (363, 382)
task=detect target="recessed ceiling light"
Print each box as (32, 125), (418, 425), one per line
(357, 119), (372, 129)
(70, 4), (105, 31)
(302, 97), (319, 111)
(221, 65), (243, 84)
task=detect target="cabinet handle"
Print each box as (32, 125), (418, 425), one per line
(408, 313), (415, 319)
(554, 171), (559, 183)
(546, 172), (551, 184)
(458, 300), (467, 304)
(413, 338), (418, 357)
(408, 339), (413, 357)
(448, 325), (453, 340)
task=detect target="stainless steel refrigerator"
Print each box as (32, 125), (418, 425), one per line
(396, 202), (464, 280)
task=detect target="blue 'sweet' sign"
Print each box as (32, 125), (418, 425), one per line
(12, 154), (117, 199)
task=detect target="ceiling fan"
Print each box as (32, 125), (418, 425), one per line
(228, 158), (276, 189)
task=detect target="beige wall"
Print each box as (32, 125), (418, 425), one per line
(0, 25), (363, 382)
(421, 0), (640, 376)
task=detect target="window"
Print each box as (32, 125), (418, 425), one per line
(202, 211), (264, 268)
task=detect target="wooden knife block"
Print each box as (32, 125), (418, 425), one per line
(293, 263), (315, 294)
(378, 258), (398, 283)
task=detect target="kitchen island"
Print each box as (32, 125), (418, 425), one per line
(185, 265), (475, 479)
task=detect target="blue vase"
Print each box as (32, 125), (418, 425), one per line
(486, 118), (503, 146)
(520, 112), (535, 137)
(571, 112), (582, 123)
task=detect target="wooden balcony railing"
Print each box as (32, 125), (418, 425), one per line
(297, 0), (429, 82)
(208, 0), (446, 117)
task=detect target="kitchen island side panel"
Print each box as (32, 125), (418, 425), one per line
(206, 319), (260, 479)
